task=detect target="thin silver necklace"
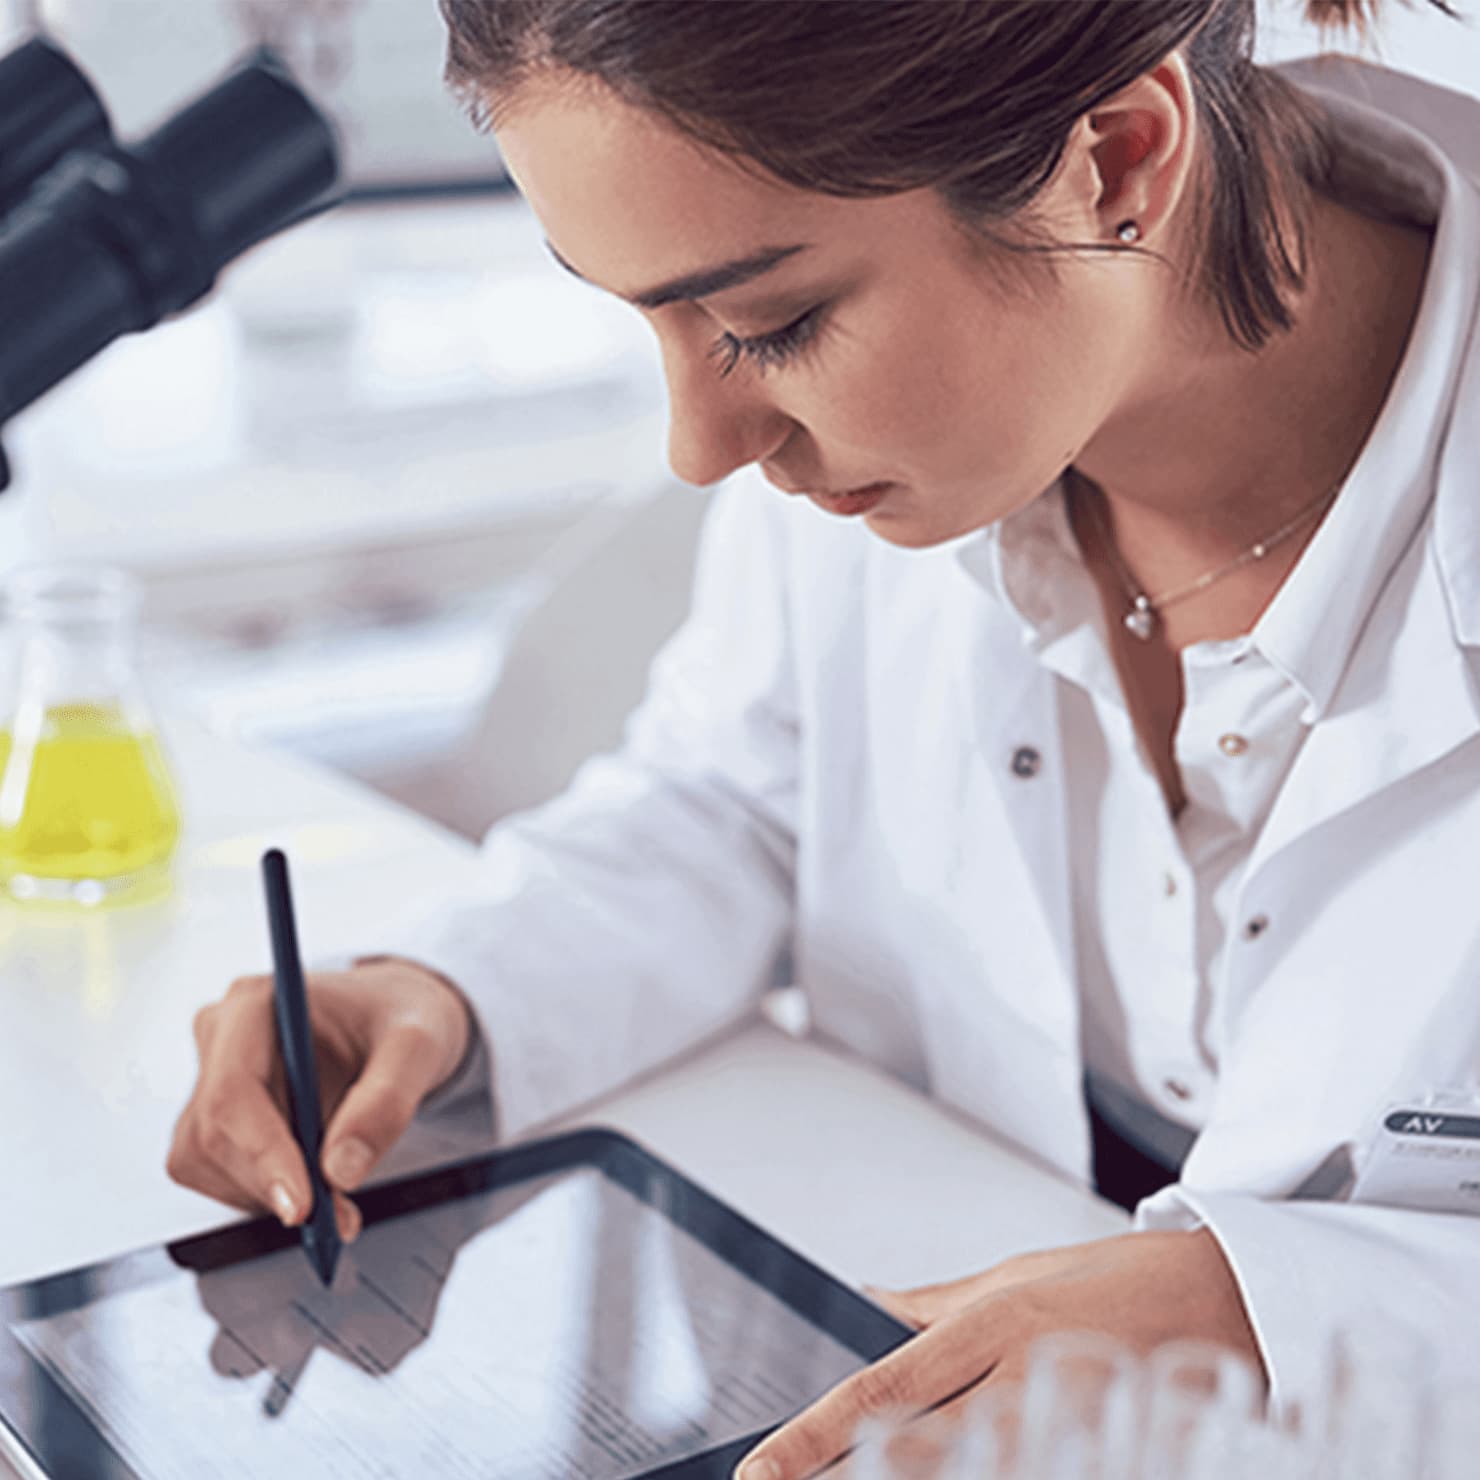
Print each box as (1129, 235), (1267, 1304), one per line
(1075, 472), (1345, 642)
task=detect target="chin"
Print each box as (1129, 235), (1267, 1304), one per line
(865, 481), (1036, 548)
(862, 506), (982, 550)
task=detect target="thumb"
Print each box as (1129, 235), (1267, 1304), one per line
(862, 1284), (930, 1330)
(320, 1023), (448, 1191)
(862, 1272), (993, 1330)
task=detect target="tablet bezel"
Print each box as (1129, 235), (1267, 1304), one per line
(1, 1126), (912, 1480)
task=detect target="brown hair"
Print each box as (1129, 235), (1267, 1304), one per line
(439, 0), (1460, 352)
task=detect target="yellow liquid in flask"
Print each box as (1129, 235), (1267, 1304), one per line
(0, 704), (181, 890)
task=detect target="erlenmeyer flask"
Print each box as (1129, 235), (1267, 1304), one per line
(0, 564), (181, 904)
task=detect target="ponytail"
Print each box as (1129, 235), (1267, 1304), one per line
(1305, 0), (1458, 30)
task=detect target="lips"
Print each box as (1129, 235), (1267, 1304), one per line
(764, 471), (895, 516)
(812, 480), (891, 500)
(804, 481), (894, 517)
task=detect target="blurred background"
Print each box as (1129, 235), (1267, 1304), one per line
(0, 0), (1476, 843)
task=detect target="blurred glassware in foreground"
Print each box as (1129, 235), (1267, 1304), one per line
(0, 564), (180, 904)
(1018, 1331), (1141, 1478)
(847, 1320), (1460, 1479)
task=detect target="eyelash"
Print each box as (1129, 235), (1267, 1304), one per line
(709, 306), (825, 378)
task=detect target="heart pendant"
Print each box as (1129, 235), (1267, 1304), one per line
(1123, 606), (1156, 641)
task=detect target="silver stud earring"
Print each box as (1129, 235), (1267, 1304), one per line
(1116, 220), (1141, 244)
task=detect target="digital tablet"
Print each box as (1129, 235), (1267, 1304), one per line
(0, 1127), (911, 1480)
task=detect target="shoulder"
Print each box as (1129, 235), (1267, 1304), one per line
(1274, 53), (1480, 186)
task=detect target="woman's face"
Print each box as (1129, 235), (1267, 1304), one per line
(496, 77), (1153, 549)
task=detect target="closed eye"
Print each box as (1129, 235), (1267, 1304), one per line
(710, 305), (826, 378)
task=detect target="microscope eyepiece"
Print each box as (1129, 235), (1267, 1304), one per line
(131, 60), (339, 275)
(0, 47), (340, 475)
(0, 37), (112, 217)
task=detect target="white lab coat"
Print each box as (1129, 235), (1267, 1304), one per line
(388, 56), (1480, 1411)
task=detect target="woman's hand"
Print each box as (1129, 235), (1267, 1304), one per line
(734, 1228), (1263, 1480)
(166, 957), (474, 1241)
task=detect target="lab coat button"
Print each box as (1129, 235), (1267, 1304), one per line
(1010, 746), (1042, 778)
(1163, 872), (1178, 898)
(1243, 914), (1270, 940)
(1218, 733), (1250, 757)
(1163, 1078), (1195, 1103)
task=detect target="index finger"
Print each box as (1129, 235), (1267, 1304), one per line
(735, 1317), (999, 1480)
(179, 1069), (312, 1219)
(198, 976), (280, 1084)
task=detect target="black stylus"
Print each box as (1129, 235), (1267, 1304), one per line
(262, 847), (342, 1288)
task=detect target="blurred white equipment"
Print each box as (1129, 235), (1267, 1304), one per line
(365, 480), (715, 839)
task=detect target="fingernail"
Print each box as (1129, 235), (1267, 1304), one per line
(735, 1460), (779, 1480)
(269, 1181), (299, 1226)
(324, 1138), (372, 1190)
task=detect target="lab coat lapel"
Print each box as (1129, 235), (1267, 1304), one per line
(1245, 570), (1480, 886)
(1245, 355), (1480, 883)
(951, 558), (1079, 1025)
(1242, 56), (1480, 881)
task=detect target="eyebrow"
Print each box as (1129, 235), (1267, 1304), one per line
(545, 241), (810, 310)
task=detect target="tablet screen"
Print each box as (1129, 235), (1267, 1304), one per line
(2, 1134), (902, 1479)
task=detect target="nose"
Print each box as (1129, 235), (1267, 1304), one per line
(659, 330), (792, 488)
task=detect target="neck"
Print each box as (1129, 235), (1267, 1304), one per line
(1070, 190), (1433, 613)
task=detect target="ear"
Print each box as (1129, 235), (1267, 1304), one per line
(1070, 51), (1199, 245)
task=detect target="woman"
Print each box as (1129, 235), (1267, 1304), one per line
(169, 1), (1480, 1474)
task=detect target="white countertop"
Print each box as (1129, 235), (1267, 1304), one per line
(580, 1018), (1125, 1293)
(1, 707), (1121, 1291)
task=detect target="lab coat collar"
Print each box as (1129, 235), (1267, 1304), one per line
(1242, 510), (1480, 889)
(1255, 221), (1480, 868)
(1231, 58), (1480, 878)
(1252, 87), (1480, 719)
(1432, 259), (1480, 649)
(1278, 56), (1480, 655)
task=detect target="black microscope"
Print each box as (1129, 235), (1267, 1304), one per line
(0, 35), (342, 491)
